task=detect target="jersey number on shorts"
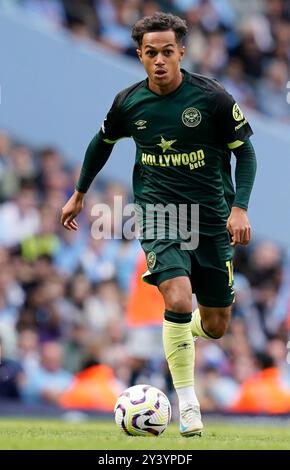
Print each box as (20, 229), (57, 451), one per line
(225, 260), (234, 286)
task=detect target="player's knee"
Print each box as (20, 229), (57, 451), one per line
(167, 297), (192, 313)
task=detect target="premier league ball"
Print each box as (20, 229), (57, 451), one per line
(114, 384), (171, 436)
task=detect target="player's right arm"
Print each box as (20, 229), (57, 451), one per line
(61, 94), (129, 230)
(61, 189), (85, 231)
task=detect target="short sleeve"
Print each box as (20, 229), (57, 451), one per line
(100, 93), (130, 144)
(212, 86), (253, 149)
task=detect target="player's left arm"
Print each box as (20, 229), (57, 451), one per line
(212, 83), (257, 246)
(227, 139), (257, 246)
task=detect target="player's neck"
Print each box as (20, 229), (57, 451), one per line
(148, 70), (184, 96)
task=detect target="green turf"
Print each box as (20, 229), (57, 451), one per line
(0, 418), (289, 450)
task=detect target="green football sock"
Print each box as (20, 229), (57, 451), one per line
(163, 310), (194, 389)
(191, 308), (216, 339)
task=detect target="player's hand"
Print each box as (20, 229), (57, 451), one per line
(226, 207), (251, 246)
(61, 190), (85, 231)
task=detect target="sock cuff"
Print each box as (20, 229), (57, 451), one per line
(164, 309), (192, 324)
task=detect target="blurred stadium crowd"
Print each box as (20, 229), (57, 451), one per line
(1, 130), (290, 414)
(1, 0), (290, 415)
(1, 0), (290, 122)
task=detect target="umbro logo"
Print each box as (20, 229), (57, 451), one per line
(135, 120), (147, 130)
(177, 342), (191, 351)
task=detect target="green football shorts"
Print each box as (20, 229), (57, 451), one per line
(141, 232), (235, 308)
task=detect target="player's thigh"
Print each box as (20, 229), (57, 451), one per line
(191, 232), (235, 308)
(141, 239), (191, 287)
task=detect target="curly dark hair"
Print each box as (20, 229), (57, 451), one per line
(131, 12), (188, 47)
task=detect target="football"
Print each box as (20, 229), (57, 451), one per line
(114, 384), (171, 436)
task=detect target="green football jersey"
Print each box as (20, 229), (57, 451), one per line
(100, 69), (253, 236)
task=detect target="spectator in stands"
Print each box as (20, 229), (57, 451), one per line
(16, 328), (40, 374)
(0, 357), (23, 400)
(257, 59), (290, 122)
(0, 183), (40, 248)
(231, 352), (290, 413)
(20, 341), (73, 404)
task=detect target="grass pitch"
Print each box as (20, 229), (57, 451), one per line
(0, 418), (290, 450)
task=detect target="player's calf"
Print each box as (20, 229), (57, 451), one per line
(199, 305), (232, 339)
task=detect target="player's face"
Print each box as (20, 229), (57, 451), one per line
(137, 30), (185, 95)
